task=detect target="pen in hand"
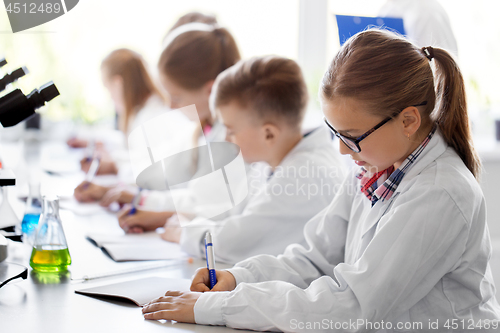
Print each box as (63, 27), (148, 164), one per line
(128, 188), (143, 215)
(83, 156), (100, 189)
(205, 232), (217, 289)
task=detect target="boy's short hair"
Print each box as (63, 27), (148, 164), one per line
(212, 56), (308, 129)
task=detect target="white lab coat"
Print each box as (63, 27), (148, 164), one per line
(178, 126), (345, 264)
(379, 0), (458, 57)
(140, 119), (227, 209)
(127, 94), (171, 138)
(113, 94), (172, 183)
(193, 129), (500, 332)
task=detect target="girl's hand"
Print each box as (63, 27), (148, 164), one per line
(99, 188), (134, 207)
(190, 268), (237, 292)
(160, 214), (182, 243)
(80, 158), (118, 175)
(74, 182), (110, 202)
(67, 137), (88, 148)
(142, 291), (200, 323)
(117, 207), (174, 233)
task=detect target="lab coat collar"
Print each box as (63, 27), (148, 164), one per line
(142, 94), (165, 110)
(359, 127), (448, 237)
(395, 127), (448, 193)
(280, 126), (332, 167)
(265, 126), (331, 179)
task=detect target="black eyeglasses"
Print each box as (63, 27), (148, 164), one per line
(324, 102), (427, 153)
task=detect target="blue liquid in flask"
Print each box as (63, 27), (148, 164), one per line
(22, 213), (41, 233)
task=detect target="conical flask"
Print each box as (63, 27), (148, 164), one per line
(30, 196), (71, 272)
(21, 181), (42, 243)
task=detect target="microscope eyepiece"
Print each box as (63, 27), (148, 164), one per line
(0, 82), (60, 127)
(0, 66), (28, 92)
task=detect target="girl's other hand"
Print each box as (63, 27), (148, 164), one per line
(74, 182), (110, 202)
(117, 207), (173, 233)
(142, 291), (199, 323)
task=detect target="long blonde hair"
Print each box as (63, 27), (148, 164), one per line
(101, 48), (166, 134)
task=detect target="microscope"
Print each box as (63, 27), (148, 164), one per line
(0, 57), (60, 262)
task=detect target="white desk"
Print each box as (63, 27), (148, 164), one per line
(0, 210), (257, 333)
(0, 141), (254, 333)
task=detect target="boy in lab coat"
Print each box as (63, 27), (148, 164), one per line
(119, 55), (346, 264)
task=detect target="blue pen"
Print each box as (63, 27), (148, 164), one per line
(128, 188), (142, 215)
(205, 232), (217, 289)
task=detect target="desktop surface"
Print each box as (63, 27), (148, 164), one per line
(0, 141), (255, 333)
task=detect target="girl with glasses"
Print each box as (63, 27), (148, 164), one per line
(142, 29), (500, 332)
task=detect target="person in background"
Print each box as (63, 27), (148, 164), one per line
(379, 0), (458, 56)
(74, 16), (241, 212)
(73, 48), (171, 202)
(141, 29), (500, 331)
(118, 56), (346, 264)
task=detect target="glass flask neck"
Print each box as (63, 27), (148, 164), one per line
(42, 197), (60, 218)
(26, 182), (42, 210)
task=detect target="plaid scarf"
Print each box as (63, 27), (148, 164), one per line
(356, 125), (437, 206)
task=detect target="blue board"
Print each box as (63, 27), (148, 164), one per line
(335, 14), (406, 45)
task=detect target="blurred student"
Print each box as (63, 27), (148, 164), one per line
(142, 29), (500, 331)
(119, 56), (346, 264)
(74, 19), (241, 208)
(70, 48), (170, 178)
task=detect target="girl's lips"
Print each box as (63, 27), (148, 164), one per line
(354, 160), (366, 166)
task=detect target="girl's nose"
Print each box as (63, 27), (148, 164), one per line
(338, 139), (353, 156)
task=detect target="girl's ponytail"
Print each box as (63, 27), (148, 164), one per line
(431, 47), (481, 179)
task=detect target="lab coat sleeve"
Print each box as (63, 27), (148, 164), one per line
(141, 188), (192, 212)
(195, 184), (472, 332)
(180, 163), (347, 265)
(179, 197), (341, 265)
(226, 170), (355, 286)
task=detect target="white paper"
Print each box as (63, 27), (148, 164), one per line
(86, 232), (161, 247)
(86, 232), (187, 262)
(59, 197), (108, 216)
(75, 276), (191, 306)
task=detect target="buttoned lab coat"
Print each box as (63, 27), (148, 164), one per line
(180, 126), (346, 264)
(194, 129), (500, 332)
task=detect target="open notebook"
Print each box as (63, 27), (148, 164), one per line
(75, 276), (192, 306)
(87, 232), (188, 262)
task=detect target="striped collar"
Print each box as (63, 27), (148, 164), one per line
(356, 125), (437, 206)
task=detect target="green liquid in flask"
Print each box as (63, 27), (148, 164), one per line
(30, 245), (72, 272)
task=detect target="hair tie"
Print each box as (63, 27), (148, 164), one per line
(422, 46), (434, 61)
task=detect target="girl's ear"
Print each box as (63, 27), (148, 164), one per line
(401, 106), (422, 137)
